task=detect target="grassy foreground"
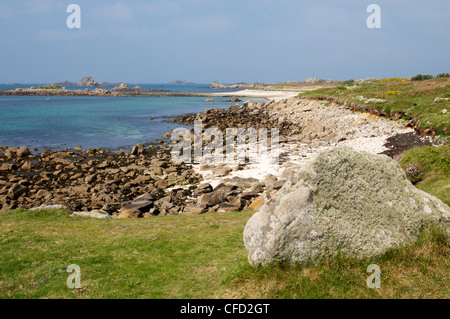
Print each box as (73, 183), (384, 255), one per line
(0, 209), (448, 299)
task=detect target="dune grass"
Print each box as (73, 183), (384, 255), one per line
(0, 208), (448, 299)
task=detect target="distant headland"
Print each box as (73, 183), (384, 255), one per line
(54, 76), (120, 88)
(169, 80), (195, 85)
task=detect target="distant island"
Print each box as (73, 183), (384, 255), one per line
(210, 79), (340, 90)
(169, 80), (195, 85)
(54, 76), (120, 88)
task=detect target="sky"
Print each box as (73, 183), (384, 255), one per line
(0, 0), (449, 84)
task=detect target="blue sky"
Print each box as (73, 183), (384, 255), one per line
(0, 0), (448, 83)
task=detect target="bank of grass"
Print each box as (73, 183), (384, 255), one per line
(0, 208), (448, 299)
(398, 144), (450, 206)
(300, 77), (450, 136)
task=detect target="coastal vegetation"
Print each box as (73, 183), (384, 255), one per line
(300, 76), (450, 137)
(411, 74), (433, 81)
(398, 144), (449, 206)
(300, 76), (449, 212)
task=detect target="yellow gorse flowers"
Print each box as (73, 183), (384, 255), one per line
(378, 78), (410, 83)
(385, 90), (402, 95)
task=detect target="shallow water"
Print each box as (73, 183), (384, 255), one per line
(0, 94), (265, 152)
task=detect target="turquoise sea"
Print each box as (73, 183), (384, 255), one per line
(0, 84), (264, 151)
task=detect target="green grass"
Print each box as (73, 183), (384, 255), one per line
(300, 78), (450, 136)
(398, 144), (450, 206)
(0, 208), (448, 299)
(221, 225), (449, 299)
(0, 209), (251, 299)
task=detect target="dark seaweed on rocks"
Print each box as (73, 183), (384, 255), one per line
(381, 133), (432, 158)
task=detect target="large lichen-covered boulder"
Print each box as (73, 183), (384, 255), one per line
(244, 147), (449, 267)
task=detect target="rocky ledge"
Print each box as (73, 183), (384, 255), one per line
(0, 142), (285, 218)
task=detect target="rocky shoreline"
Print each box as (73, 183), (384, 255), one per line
(0, 97), (436, 218)
(0, 88), (215, 98)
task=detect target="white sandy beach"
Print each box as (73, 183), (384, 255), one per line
(213, 89), (302, 102)
(188, 98), (419, 189)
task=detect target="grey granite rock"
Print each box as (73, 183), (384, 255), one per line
(244, 147), (449, 266)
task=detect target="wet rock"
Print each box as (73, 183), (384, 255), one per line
(7, 183), (28, 200)
(131, 143), (145, 155)
(212, 167), (231, 177)
(270, 180), (286, 191)
(118, 209), (142, 219)
(247, 194), (265, 211)
(0, 163), (16, 171)
(155, 179), (169, 189)
(217, 197), (242, 212)
(185, 203), (208, 214)
(120, 200), (154, 213)
(197, 190), (227, 207)
(193, 183), (213, 196)
(17, 146), (31, 157)
(240, 192), (260, 200)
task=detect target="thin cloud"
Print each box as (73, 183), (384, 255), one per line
(92, 2), (134, 23)
(172, 14), (236, 34)
(34, 29), (100, 42)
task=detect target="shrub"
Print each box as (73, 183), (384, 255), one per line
(405, 164), (422, 183)
(411, 74), (433, 81)
(437, 73), (450, 78)
(341, 79), (355, 86)
(399, 144), (450, 183)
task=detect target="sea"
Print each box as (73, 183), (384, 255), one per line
(0, 83), (265, 152)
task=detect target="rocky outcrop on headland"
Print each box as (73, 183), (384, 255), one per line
(55, 76), (114, 87)
(244, 147), (449, 266)
(210, 81), (265, 90)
